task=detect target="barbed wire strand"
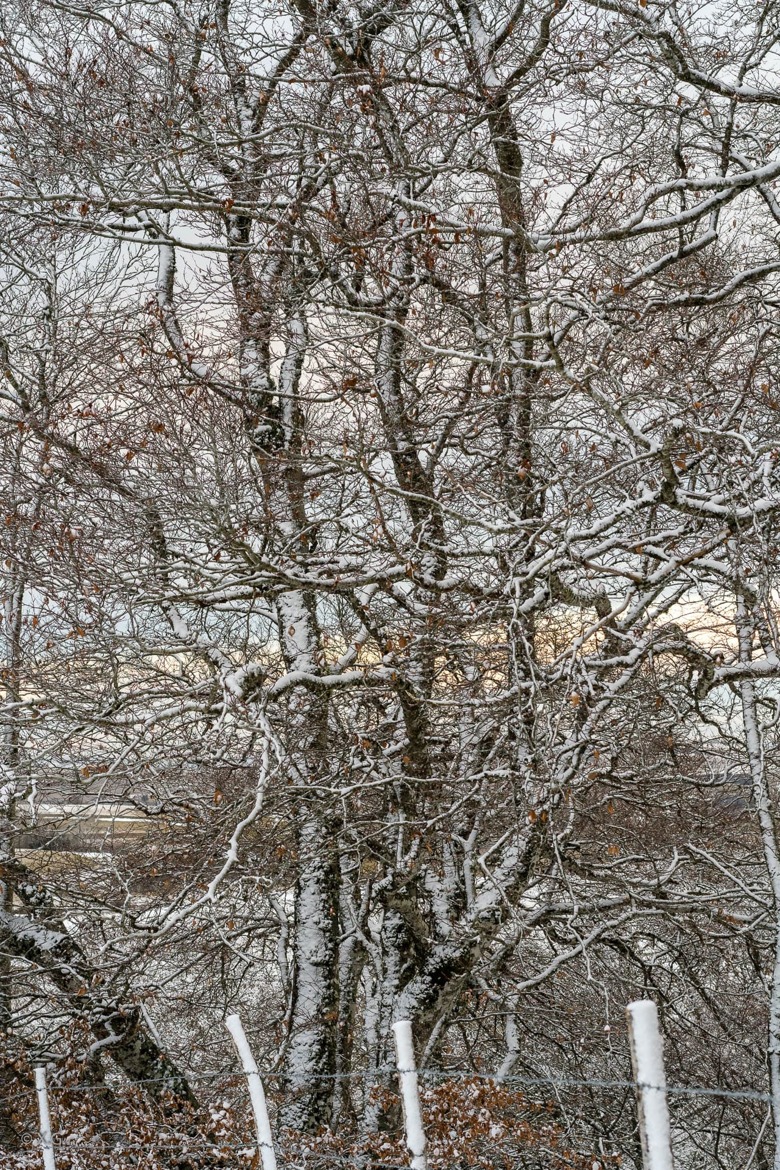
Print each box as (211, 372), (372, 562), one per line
(15, 1066), (771, 1103)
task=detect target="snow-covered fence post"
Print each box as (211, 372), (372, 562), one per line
(225, 1014), (277, 1170)
(626, 1000), (674, 1170)
(392, 1019), (428, 1170)
(34, 1065), (56, 1170)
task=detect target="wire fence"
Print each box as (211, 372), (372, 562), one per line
(18, 1065), (775, 1103)
(1, 1016), (774, 1170)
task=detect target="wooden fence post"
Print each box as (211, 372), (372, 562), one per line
(626, 999), (675, 1170)
(34, 1065), (56, 1170)
(225, 1014), (277, 1170)
(392, 1019), (428, 1170)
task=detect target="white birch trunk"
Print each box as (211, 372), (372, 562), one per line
(738, 597), (780, 1170)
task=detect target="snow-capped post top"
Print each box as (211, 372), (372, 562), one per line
(34, 1065), (56, 1170)
(225, 1014), (277, 1170)
(626, 1000), (675, 1170)
(392, 1019), (428, 1170)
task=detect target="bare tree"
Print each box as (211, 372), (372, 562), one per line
(0, 0), (779, 1161)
